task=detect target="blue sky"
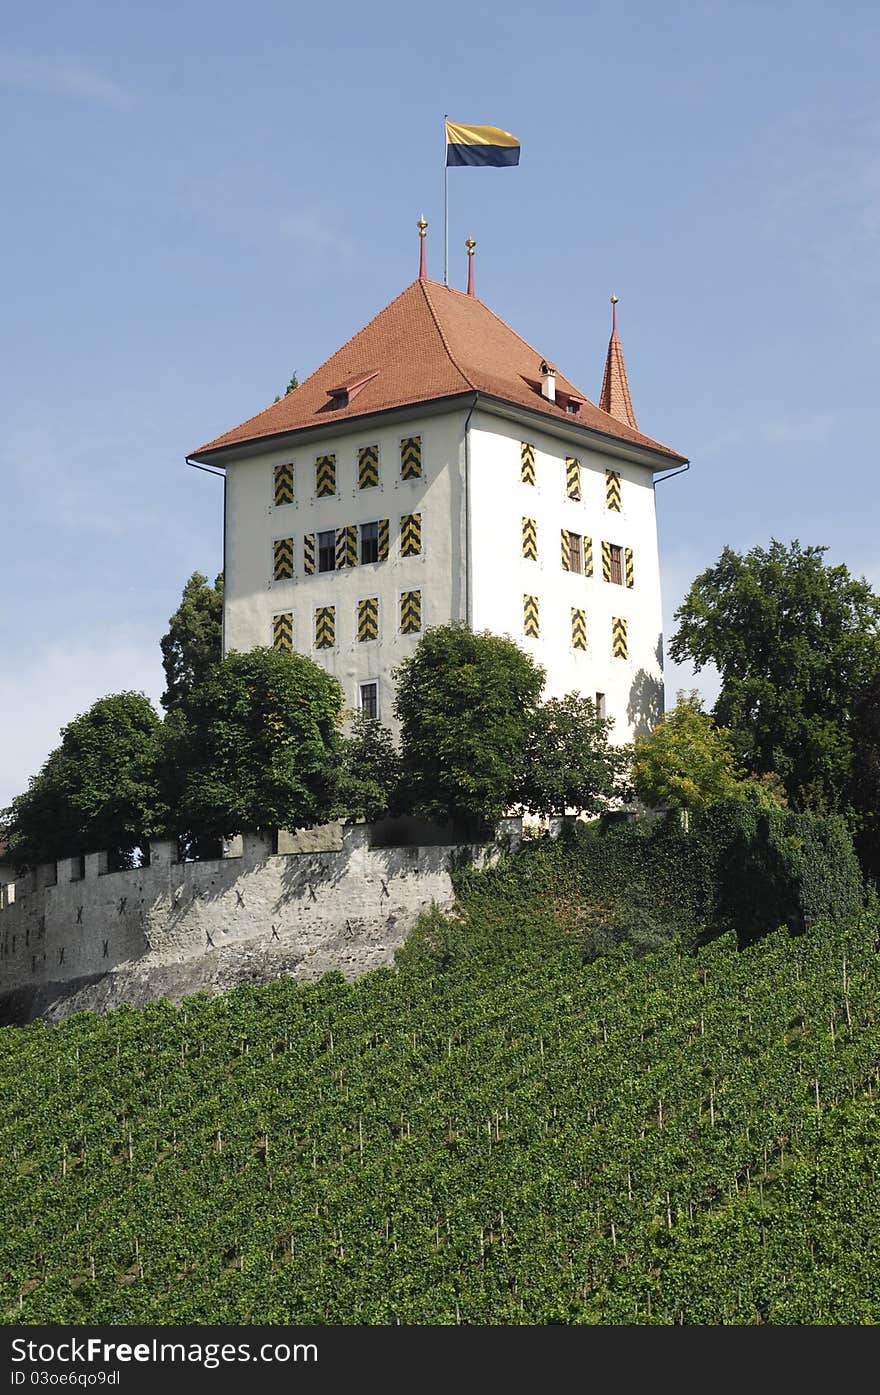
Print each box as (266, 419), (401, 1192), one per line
(2, 0), (879, 807)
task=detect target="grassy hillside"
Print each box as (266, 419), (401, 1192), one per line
(2, 830), (879, 1325)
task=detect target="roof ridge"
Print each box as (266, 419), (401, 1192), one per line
(419, 281), (474, 390)
(462, 292), (584, 397)
(203, 281), (424, 446)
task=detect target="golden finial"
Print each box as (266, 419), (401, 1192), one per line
(610, 295), (619, 305)
(417, 217), (428, 237)
(465, 237), (476, 254)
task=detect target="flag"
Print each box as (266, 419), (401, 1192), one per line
(445, 121), (520, 168)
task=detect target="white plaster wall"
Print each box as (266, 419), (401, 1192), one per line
(224, 409), (470, 731)
(468, 411), (664, 743)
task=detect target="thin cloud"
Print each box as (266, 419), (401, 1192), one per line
(280, 208), (355, 259)
(0, 50), (131, 109)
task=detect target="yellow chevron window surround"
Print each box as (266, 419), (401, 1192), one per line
(316, 454), (336, 498)
(273, 462), (294, 506)
(314, 606), (335, 649)
(583, 536), (593, 577)
(400, 513), (422, 558)
(522, 517), (537, 561)
(612, 616), (628, 659)
(565, 456), (581, 501)
(625, 547), (635, 588)
(273, 537), (294, 581)
(378, 518), (390, 562)
(399, 590), (421, 635)
(400, 436), (422, 480)
(335, 524), (358, 569)
(272, 612), (293, 653)
(523, 594), (540, 638)
(303, 533), (315, 575)
(520, 441), (536, 485)
(357, 597), (379, 642)
(606, 469), (622, 511)
(358, 445), (379, 489)
(571, 608), (587, 651)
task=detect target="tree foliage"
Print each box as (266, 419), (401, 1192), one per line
(631, 691), (744, 812)
(669, 541), (880, 813)
(171, 647), (343, 839)
(394, 623), (545, 835)
(2, 693), (161, 868)
(160, 572), (223, 715)
(517, 693), (628, 817)
(331, 714), (402, 823)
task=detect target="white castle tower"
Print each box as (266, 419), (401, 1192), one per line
(189, 229), (687, 740)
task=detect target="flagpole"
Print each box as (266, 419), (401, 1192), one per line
(443, 113), (449, 286)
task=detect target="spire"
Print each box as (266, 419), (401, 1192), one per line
(417, 217), (428, 280)
(465, 238), (476, 296)
(598, 295), (638, 430)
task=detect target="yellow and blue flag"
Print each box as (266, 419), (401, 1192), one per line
(445, 121), (520, 168)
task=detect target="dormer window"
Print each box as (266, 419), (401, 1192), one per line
(326, 369), (379, 410)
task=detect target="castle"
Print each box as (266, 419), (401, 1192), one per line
(188, 232), (687, 738)
(1, 237), (688, 1023)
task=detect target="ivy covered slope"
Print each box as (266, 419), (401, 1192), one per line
(2, 827), (879, 1325)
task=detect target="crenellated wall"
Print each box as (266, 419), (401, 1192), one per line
(0, 821), (522, 1022)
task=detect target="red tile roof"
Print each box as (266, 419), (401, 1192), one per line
(599, 326), (639, 431)
(192, 279), (685, 463)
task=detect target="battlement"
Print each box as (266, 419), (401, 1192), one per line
(0, 820), (523, 1022)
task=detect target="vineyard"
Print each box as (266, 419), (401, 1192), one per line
(2, 832), (880, 1324)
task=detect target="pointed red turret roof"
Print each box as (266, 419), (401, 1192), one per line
(598, 298), (638, 430)
(191, 280), (684, 463)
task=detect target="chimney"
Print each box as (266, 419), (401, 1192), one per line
(540, 360), (556, 403)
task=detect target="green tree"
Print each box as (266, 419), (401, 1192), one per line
(331, 714), (402, 823)
(160, 572), (223, 714)
(173, 647), (343, 840)
(518, 693), (628, 817)
(631, 691), (743, 812)
(274, 370), (299, 402)
(669, 541), (880, 812)
(851, 668), (880, 881)
(2, 693), (161, 868)
(394, 623), (545, 836)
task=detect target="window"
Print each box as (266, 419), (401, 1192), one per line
(360, 521), (379, 564)
(562, 530), (582, 573)
(609, 544), (623, 585)
(360, 682), (378, 720)
(568, 532), (582, 574)
(318, 529), (336, 573)
(602, 541), (623, 585)
(595, 692), (606, 719)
